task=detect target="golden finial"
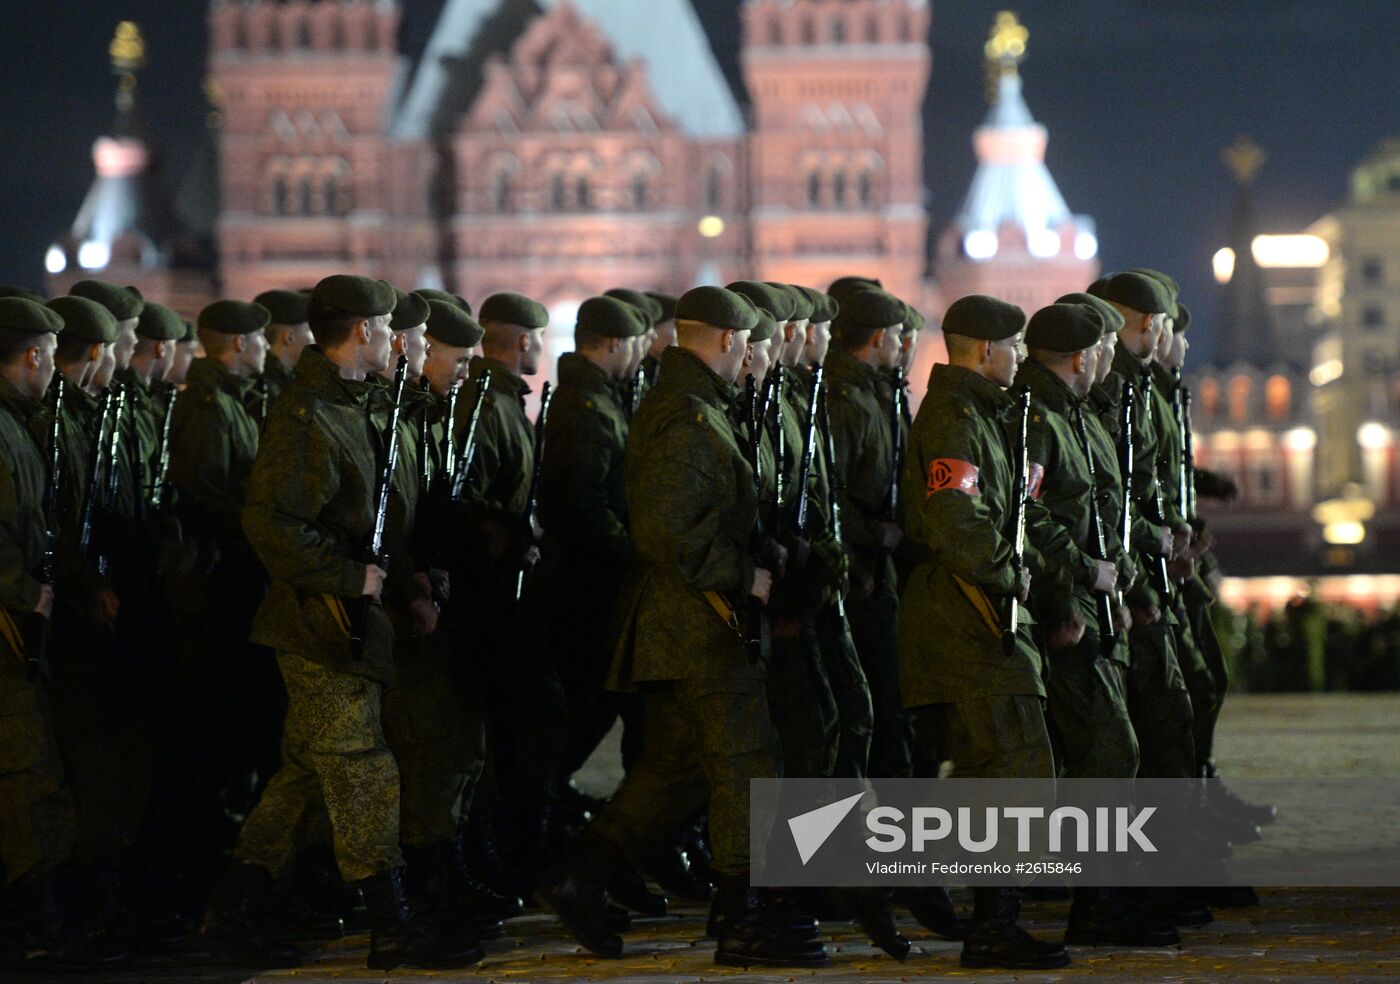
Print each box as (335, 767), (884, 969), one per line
(1223, 135), (1267, 186)
(984, 11), (1028, 73)
(110, 21), (146, 74)
(204, 76), (225, 129)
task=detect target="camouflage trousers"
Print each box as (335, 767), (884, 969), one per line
(911, 694), (1055, 779)
(847, 584), (913, 778)
(590, 677), (780, 877)
(1178, 579), (1227, 770)
(815, 608), (874, 780)
(382, 640), (486, 848)
(0, 650), (76, 884)
(1126, 621), (1196, 779)
(1044, 631), (1139, 779)
(766, 623), (838, 780)
(235, 651), (403, 884)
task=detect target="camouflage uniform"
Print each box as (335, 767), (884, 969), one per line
(261, 356), (295, 405)
(1016, 359), (1138, 779)
(234, 345), (402, 883)
(0, 377), (77, 885)
(826, 349), (912, 778)
(898, 363), (1053, 780)
(594, 347), (779, 877)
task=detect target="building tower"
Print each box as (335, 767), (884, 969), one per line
(1216, 136), (1280, 368)
(45, 22), (214, 316)
(208, 0), (409, 299)
(934, 12), (1098, 313)
(741, 0), (932, 304)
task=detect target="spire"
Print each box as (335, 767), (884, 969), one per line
(46, 21), (182, 277)
(948, 12), (1095, 263)
(1218, 135), (1282, 369)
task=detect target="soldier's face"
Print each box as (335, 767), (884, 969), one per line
(1095, 334), (1117, 385)
(805, 321), (832, 366)
(287, 323), (314, 363)
(628, 334), (649, 375)
(152, 340), (175, 383)
(169, 341), (199, 385)
(745, 337), (773, 388)
(899, 330), (918, 373)
(1163, 329), (1188, 370)
(1073, 346), (1099, 396)
(23, 335), (57, 399)
(720, 328), (751, 382)
(875, 325), (903, 370)
(113, 319), (139, 370)
(90, 343), (117, 391)
(402, 325), (429, 379)
(424, 342), (471, 396)
(363, 315), (394, 374)
(986, 331), (1024, 388)
(520, 327), (546, 376)
(784, 320), (810, 365)
(243, 331), (269, 376)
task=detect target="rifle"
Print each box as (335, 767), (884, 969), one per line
(628, 366), (645, 419)
(440, 379), (462, 492)
(1175, 370), (1197, 523)
(883, 366), (906, 523)
(818, 377), (850, 629)
(794, 365), (825, 536)
(255, 376), (270, 430)
(79, 390), (115, 576)
(103, 383), (128, 510)
(1138, 373), (1173, 599)
(22, 378), (64, 676)
(765, 363), (787, 535)
(1004, 386), (1031, 656)
(1075, 408), (1119, 657)
(149, 386), (178, 515)
(738, 373), (766, 661)
(448, 372), (492, 503)
(349, 354), (409, 659)
(1171, 368), (1188, 519)
(514, 381), (553, 603)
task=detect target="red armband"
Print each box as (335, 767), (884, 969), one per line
(927, 458), (980, 496)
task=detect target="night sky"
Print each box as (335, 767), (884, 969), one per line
(3, 0), (1398, 362)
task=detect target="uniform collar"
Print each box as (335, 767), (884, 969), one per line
(824, 348), (884, 391)
(656, 346), (739, 408)
(557, 351), (620, 397)
(1016, 358), (1082, 414)
(295, 345), (373, 407)
(185, 356), (256, 400)
(470, 356), (532, 402)
(929, 362), (1012, 411)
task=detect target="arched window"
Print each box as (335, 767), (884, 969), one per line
(1266, 375), (1291, 421)
(330, 17), (344, 50)
(298, 176), (314, 215)
(1200, 378), (1221, 420)
(801, 13), (816, 45)
(575, 175), (591, 210)
(296, 19), (311, 49)
(549, 173), (566, 210)
(830, 16), (845, 43)
(492, 170), (513, 212)
(272, 175), (289, 215)
(806, 172), (821, 208)
(832, 171), (847, 208)
(1228, 375), (1252, 424)
(865, 12), (879, 42)
(631, 172), (648, 209)
(857, 169), (873, 207)
(704, 167), (723, 211)
(322, 174), (338, 215)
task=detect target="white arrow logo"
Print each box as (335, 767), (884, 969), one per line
(788, 792), (864, 865)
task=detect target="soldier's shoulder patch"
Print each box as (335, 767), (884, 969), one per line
(926, 458), (980, 497)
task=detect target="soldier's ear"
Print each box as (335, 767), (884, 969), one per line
(234, 334), (248, 353)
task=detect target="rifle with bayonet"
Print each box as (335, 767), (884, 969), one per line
(883, 366), (906, 524)
(1004, 386), (1031, 656)
(349, 354), (409, 659)
(103, 383), (127, 511)
(794, 365), (825, 536)
(818, 378), (850, 630)
(79, 390), (115, 577)
(21, 378), (63, 676)
(737, 373), (767, 661)
(148, 386), (178, 515)
(1075, 407), (1119, 657)
(765, 363), (787, 533)
(1138, 373), (1173, 600)
(514, 381), (552, 603)
(627, 366), (645, 420)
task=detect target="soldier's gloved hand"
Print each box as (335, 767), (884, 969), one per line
(1159, 528), (1174, 559)
(877, 521), (903, 552)
(789, 537), (812, 581)
(1129, 603), (1160, 626)
(1047, 614), (1087, 651)
(1170, 527), (1191, 561)
(1167, 555), (1196, 583)
(90, 589), (120, 625)
(1093, 560), (1118, 594)
(759, 538), (788, 579)
(34, 584), (54, 619)
(362, 564), (387, 600)
(522, 545), (541, 571)
(529, 515), (544, 544)
(750, 567), (774, 605)
(1113, 602), (1133, 635)
(428, 567), (451, 601)
(409, 596), (440, 638)
(1015, 565), (1032, 604)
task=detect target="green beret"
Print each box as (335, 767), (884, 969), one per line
(726, 281), (795, 323)
(254, 289), (311, 326)
(941, 294), (1026, 341)
(424, 299), (485, 349)
(1056, 292), (1125, 334)
(0, 297), (63, 336)
(47, 296), (118, 343)
(795, 285), (832, 323)
(828, 276), (882, 306)
(479, 292), (549, 329)
(748, 309), (778, 344)
(199, 300), (272, 336)
(645, 291), (677, 322)
(831, 289), (907, 333)
(0, 286), (46, 304)
(1101, 272), (1172, 316)
(577, 296), (648, 338)
(902, 303), (926, 335)
(1126, 268), (1180, 319)
(1026, 304), (1103, 353)
(135, 301), (186, 342)
(1086, 277), (1111, 299)
(181, 320), (196, 343)
(604, 289), (662, 328)
(1174, 302), (1191, 333)
(70, 279), (144, 321)
(391, 289), (430, 331)
(310, 275), (397, 320)
(676, 286), (760, 333)
(768, 283), (814, 322)
(415, 288), (472, 315)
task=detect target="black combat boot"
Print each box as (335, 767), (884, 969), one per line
(712, 875), (828, 968)
(640, 838), (713, 901)
(1127, 887), (1214, 927)
(462, 813), (521, 898)
(260, 877), (345, 941)
(1065, 887), (1180, 947)
(199, 861), (300, 967)
(402, 842), (500, 946)
(605, 865), (668, 917)
(838, 888), (910, 960)
(357, 867), (481, 970)
(1204, 765), (1277, 826)
(897, 885), (966, 940)
(960, 887), (1070, 969)
(535, 834), (623, 958)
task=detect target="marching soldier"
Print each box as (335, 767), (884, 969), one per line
(254, 289), (313, 405)
(639, 291), (677, 387)
(899, 294), (1070, 970)
(167, 320), (202, 388)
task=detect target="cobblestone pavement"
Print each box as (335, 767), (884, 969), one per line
(34, 694), (1400, 982)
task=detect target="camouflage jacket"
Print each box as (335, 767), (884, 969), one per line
(169, 357), (261, 542)
(243, 346), (394, 684)
(609, 347), (761, 689)
(897, 363), (1045, 707)
(824, 348), (897, 591)
(0, 377), (48, 632)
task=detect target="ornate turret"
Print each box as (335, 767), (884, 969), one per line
(1216, 135), (1282, 369)
(934, 12), (1099, 313)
